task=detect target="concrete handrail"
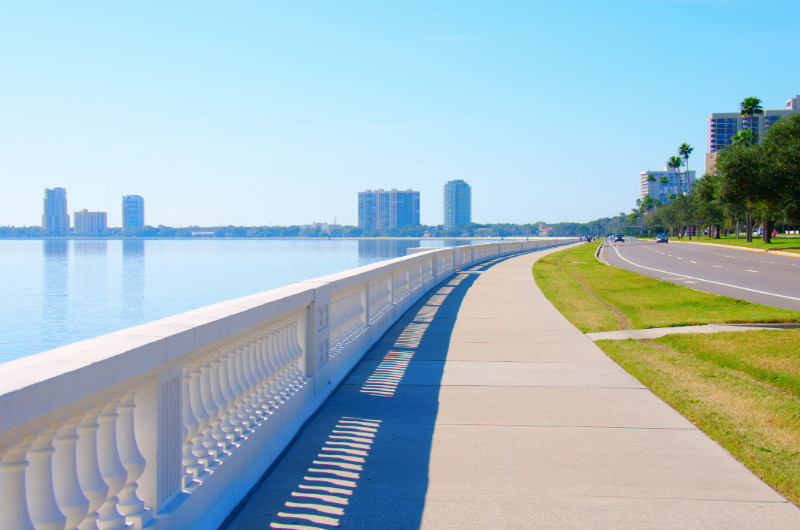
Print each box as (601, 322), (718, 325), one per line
(0, 238), (576, 529)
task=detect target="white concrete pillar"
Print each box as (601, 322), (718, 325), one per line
(53, 414), (90, 529)
(116, 388), (150, 529)
(76, 406), (109, 530)
(95, 396), (129, 529)
(0, 436), (36, 530)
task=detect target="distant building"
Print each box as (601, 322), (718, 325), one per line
(74, 209), (107, 235)
(640, 168), (696, 203)
(42, 187), (70, 235)
(358, 189), (420, 234)
(122, 195), (145, 233)
(705, 94), (800, 174)
(443, 179), (471, 229)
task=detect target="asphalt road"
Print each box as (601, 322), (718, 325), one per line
(600, 237), (800, 311)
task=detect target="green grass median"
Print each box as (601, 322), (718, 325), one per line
(533, 242), (800, 506)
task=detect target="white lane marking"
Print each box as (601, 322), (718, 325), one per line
(684, 281), (696, 284)
(689, 260), (697, 264)
(713, 265), (723, 268)
(610, 245), (800, 302)
(746, 270), (759, 273)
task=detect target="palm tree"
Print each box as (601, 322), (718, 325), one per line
(667, 155), (683, 196)
(731, 129), (754, 146)
(740, 96), (764, 144)
(678, 143), (693, 193)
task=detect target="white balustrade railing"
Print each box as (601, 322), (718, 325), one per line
(0, 238), (575, 529)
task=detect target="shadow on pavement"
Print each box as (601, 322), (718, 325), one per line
(223, 254), (519, 529)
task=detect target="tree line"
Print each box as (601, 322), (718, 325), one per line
(633, 99), (800, 243)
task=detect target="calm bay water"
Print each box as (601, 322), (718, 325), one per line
(0, 238), (478, 363)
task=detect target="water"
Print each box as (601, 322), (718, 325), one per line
(0, 238), (480, 362)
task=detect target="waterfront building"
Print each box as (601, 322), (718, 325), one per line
(122, 195), (145, 232)
(705, 94), (800, 174)
(358, 189), (420, 234)
(74, 209), (107, 235)
(443, 179), (471, 229)
(640, 168), (696, 203)
(42, 187), (70, 234)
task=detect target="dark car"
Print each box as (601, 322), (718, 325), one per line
(656, 234), (668, 243)
(614, 234), (624, 242)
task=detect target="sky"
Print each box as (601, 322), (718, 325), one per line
(2, 1), (799, 228)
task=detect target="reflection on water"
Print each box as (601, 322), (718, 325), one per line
(6, 238), (493, 362)
(123, 239), (145, 257)
(122, 240), (145, 321)
(74, 240), (108, 256)
(357, 240), (421, 264)
(43, 240), (69, 343)
(357, 239), (479, 265)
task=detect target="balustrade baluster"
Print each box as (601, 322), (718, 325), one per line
(181, 371), (202, 489)
(96, 395), (130, 529)
(263, 329), (284, 410)
(276, 322), (295, 397)
(208, 352), (234, 453)
(232, 343), (255, 433)
(241, 337), (263, 423)
(218, 345), (243, 445)
(53, 414), (90, 529)
(187, 365), (211, 476)
(0, 435), (36, 530)
(288, 319), (307, 388)
(228, 342), (249, 438)
(27, 423), (68, 529)
(251, 333), (272, 417)
(116, 388), (151, 529)
(76, 406), (109, 530)
(199, 355), (224, 460)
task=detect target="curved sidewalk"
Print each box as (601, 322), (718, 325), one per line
(226, 248), (800, 529)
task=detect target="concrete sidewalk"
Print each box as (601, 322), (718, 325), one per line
(226, 248), (800, 529)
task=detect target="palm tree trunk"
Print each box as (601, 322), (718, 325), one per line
(746, 212), (752, 243)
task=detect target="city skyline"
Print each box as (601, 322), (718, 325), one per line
(2, 2), (799, 228)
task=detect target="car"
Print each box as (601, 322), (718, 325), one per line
(656, 234), (668, 244)
(614, 235), (624, 242)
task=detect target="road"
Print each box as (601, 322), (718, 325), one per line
(600, 237), (800, 311)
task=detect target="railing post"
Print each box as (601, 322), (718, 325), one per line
(135, 366), (182, 517)
(307, 287), (331, 396)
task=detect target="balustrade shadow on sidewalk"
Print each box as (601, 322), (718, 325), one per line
(224, 255), (516, 529)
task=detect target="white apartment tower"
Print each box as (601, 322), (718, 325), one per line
(443, 180), (471, 229)
(42, 187), (70, 235)
(640, 168), (696, 203)
(74, 209), (107, 235)
(122, 195), (145, 233)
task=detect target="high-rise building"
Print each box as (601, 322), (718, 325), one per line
(122, 195), (145, 232)
(74, 209), (107, 235)
(639, 168), (696, 203)
(42, 187), (70, 235)
(705, 94), (800, 174)
(443, 179), (471, 229)
(358, 189), (420, 234)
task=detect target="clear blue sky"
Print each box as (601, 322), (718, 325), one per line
(2, 1), (799, 228)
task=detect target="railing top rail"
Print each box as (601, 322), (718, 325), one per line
(0, 282), (315, 435)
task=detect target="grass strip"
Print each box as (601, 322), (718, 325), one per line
(599, 331), (800, 506)
(533, 242), (800, 332)
(533, 242), (800, 507)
